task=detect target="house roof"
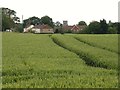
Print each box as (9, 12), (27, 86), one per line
(63, 25), (73, 30)
(63, 25), (86, 31)
(33, 24), (53, 29)
(71, 25), (80, 31)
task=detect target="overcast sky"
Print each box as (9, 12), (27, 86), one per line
(0, 0), (119, 25)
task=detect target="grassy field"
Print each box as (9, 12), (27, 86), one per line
(2, 33), (118, 88)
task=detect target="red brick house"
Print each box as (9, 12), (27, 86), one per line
(63, 25), (86, 32)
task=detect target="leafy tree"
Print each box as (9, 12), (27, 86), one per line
(112, 22), (120, 34)
(13, 17), (20, 23)
(23, 16), (41, 28)
(79, 26), (89, 34)
(78, 21), (87, 26)
(2, 7), (20, 31)
(118, 23), (120, 34)
(14, 23), (23, 33)
(41, 15), (54, 28)
(99, 19), (108, 34)
(108, 22), (119, 34)
(107, 27), (117, 34)
(2, 13), (14, 31)
(2, 7), (20, 23)
(54, 21), (62, 33)
(88, 21), (101, 34)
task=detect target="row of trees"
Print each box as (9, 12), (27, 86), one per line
(80, 19), (119, 34)
(2, 7), (119, 34)
(23, 16), (54, 28)
(54, 20), (119, 34)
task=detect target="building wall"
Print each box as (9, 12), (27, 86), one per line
(41, 29), (54, 33)
(32, 28), (41, 33)
(32, 28), (54, 33)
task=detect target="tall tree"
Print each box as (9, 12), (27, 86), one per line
(99, 19), (108, 34)
(2, 13), (14, 31)
(88, 21), (101, 34)
(41, 15), (54, 28)
(23, 16), (41, 28)
(2, 7), (20, 31)
(2, 8), (20, 23)
(78, 21), (87, 26)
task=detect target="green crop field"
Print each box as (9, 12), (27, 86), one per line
(2, 32), (118, 88)
(73, 34), (118, 54)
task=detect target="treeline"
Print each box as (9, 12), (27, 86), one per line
(1, 7), (120, 34)
(1, 7), (23, 32)
(80, 20), (120, 34)
(23, 16), (54, 28)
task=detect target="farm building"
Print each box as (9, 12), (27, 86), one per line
(32, 24), (54, 33)
(23, 24), (54, 33)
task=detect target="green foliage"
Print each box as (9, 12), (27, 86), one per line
(78, 21), (87, 26)
(2, 14), (14, 31)
(112, 22), (120, 34)
(88, 21), (101, 34)
(118, 23), (120, 34)
(41, 15), (54, 28)
(84, 19), (118, 34)
(78, 26), (89, 34)
(23, 16), (41, 28)
(23, 15), (54, 29)
(99, 19), (108, 34)
(2, 33), (118, 88)
(107, 27), (117, 34)
(14, 23), (23, 33)
(2, 7), (20, 31)
(2, 7), (20, 23)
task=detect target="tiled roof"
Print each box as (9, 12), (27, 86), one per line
(71, 25), (80, 31)
(63, 25), (86, 31)
(63, 25), (73, 30)
(33, 24), (53, 29)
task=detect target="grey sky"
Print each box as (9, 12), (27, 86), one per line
(0, 0), (119, 25)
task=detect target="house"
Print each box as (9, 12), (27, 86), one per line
(32, 24), (54, 34)
(63, 25), (86, 32)
(23, 24), (54, 33)
(71, 25), (80, 32)
(23, 25), (34, 33)
(62, 21), (86, 32)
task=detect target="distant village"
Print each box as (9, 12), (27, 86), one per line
(23, 20), (86, 34)
(2, 7), (120, 34)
